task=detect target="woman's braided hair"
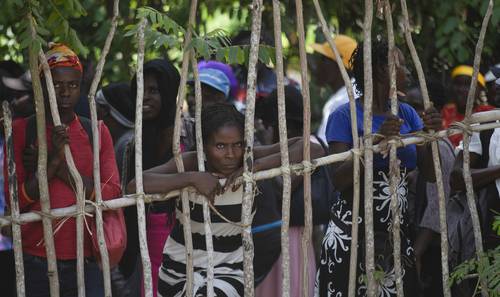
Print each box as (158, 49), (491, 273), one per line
(350, 39), (389, 96)
(201, 102), (245, 143)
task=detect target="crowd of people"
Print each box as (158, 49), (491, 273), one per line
(0, 29), (499, 297)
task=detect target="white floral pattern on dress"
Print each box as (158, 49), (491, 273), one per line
(315, 169), (416, 297)
(373, 169), (408, 225)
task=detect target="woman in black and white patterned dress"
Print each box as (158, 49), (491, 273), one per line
(315, 40), (442, 297)
(129, 103), (322, 296)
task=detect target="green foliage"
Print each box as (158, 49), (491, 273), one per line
(124, 6), (275, 67)
(1, 0), (499, 118)
(16, 0), (89, 57)
(450, 246), (500, 296)
(450, 215), (500, 295)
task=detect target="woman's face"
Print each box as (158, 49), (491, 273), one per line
(143, 72), (162, 120)
(451, 75), (481, 113)
(205, 125), (244, 177)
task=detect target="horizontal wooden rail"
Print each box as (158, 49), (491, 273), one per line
(2, 113), (500, 228)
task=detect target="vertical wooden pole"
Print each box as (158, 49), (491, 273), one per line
(3, 102), (26, 297)
(134, 18), (154, 297)
(172, 0), (198, 295)
(384, 2), (404, 296)
(294, 0), (313, 295)
(85, 1), (120, 295)
(399, 1), (460, 296)
(38, 50), (87, 297)
(362, 1), (377, 296)
(27, 13), (60, 297)
(242, 0), (263, 296)
(271, 1), (292, 296)
(310, 2), (362, 296)
(190, 53), (215, 297)
(461, 1), (494, 296)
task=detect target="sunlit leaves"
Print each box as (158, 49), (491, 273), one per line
(125, 6), (275, 66)
(16, 0), (89, 57)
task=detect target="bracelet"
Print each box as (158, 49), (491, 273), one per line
(21, 182), (36, 204)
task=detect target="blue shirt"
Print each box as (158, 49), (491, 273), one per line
(325, 100), (423, 170)
(0, 137), (12, 251)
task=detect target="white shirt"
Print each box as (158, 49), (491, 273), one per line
(316, 79), (358, 145)
(459, 128), (500, 195)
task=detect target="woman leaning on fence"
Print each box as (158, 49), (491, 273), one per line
(315, 40), (442, 297)
(128, 102), (324, 297)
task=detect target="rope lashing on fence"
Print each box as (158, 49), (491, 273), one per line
(3, 116), (500, 228)
(449, 121), (475, 136)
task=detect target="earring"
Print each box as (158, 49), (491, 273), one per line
(479, 90), (488, 105)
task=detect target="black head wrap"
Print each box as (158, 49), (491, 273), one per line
(130, 59), (180, 169)
(101, 82), (135, 123)
(131, 59), (180, 129)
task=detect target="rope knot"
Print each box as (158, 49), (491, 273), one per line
(281, 165), (291, 176)
(450, 121), (474, 136)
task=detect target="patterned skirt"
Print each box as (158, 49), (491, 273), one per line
(315, 168), (418, 297)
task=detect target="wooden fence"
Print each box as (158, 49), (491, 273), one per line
(0, 0), (496, 297)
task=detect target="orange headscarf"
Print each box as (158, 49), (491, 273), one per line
(44, 43), (83, 73)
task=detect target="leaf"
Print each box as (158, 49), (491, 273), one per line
(123, 24), (139, 37)
(47, 11), (59, 26)
(37, 25), (50, 36)
(149, 11), (157, 26)
(215, 48), (226, 63)
(228, 46), (239, 64)
(69, 29), (88, 57)
(12, 0), (23, 7)
(237, 47), (245, 65)
(442, 17), (459, 34)
(73, 0), (87, 17)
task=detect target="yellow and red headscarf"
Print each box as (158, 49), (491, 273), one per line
(44, 43), (83, 73)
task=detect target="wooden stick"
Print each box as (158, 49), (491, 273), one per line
(294, 0), (313, 295)
(362, 1), (377, 296)
(3, 102), (26, 297)
(242, 1), (263, 295)
(134, 18), (154, 297)
(271, 1), (292, 296)
(190, 53), (215, 297)
(462, 2), (494, 296)
(399, 1), (458, 296)
(172, 0), (198, 295)
(85, 0), (120, 295)
(39, 50), (87, 297)
(384, 2), (404, 296)
(27, 13), (60, 297)
(310, 2), (362, 296)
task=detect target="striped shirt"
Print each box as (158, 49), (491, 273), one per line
(158, 179), (281, 297)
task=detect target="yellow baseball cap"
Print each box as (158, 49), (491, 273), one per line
(311, 35), (357, 69)
(451, 65), (486, 88)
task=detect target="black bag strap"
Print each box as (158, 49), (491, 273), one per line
(479, 129), (493, 168)
(25, 115), (94, 148)
(312, 132), (328, 154)
(25, 115), (36, 149)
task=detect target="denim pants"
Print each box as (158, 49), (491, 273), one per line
(23, 254), (104, 297)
